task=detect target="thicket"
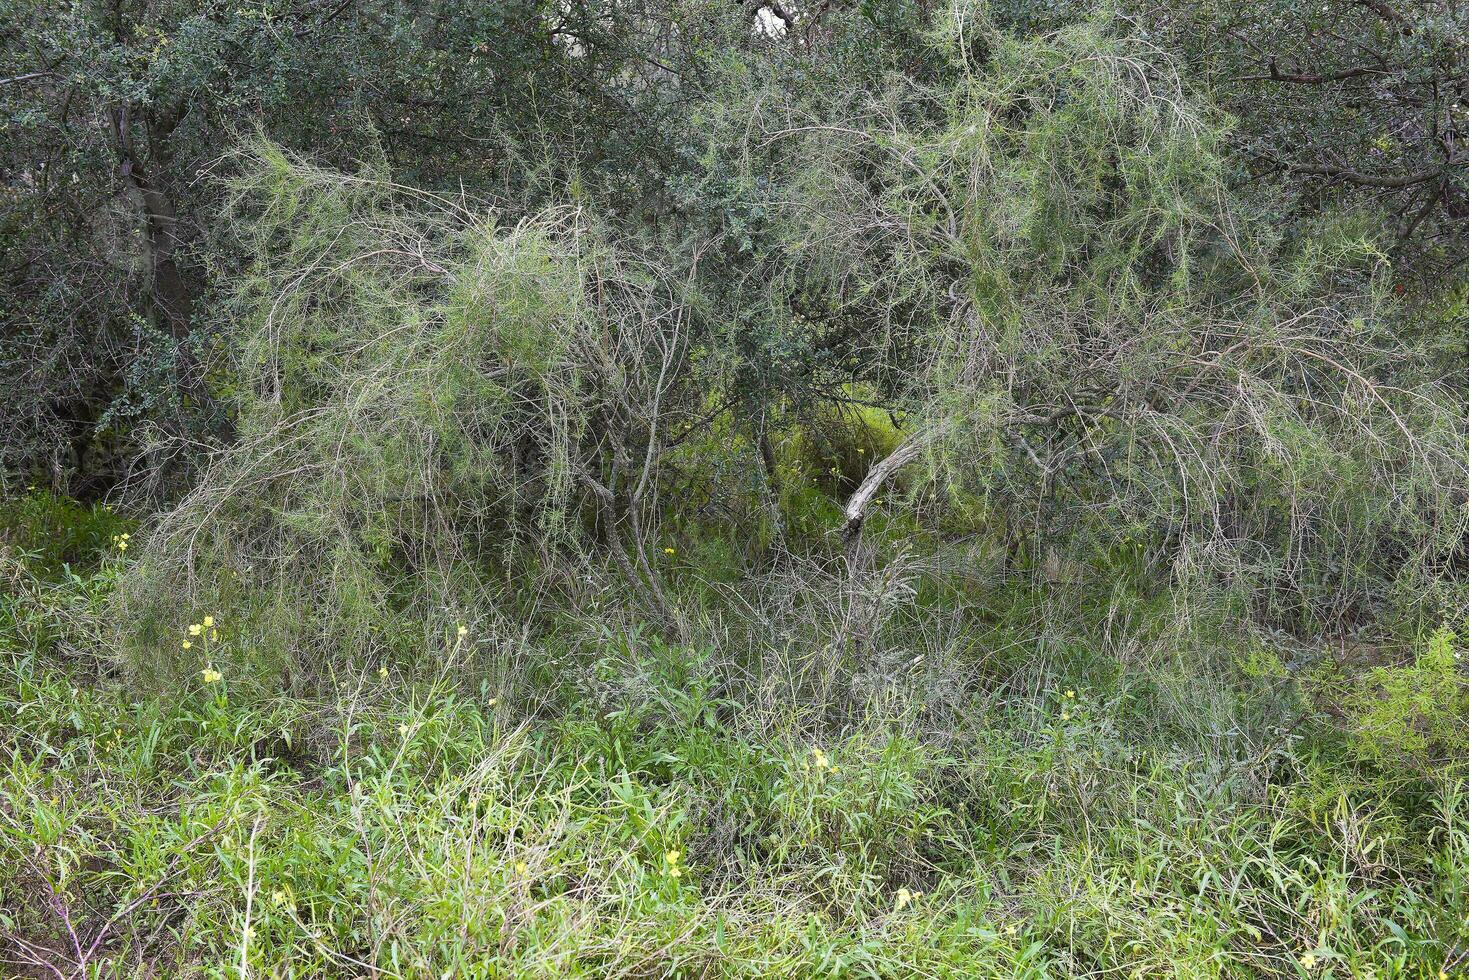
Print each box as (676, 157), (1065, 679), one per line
(3, 2), (1469, 977)
(116, 13), (1467, 687)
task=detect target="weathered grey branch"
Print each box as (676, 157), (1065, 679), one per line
(841, 429), (932, 546)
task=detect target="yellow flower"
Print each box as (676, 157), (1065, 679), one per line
(1064, 689), (1075, 699)
(663, 547), (676, 555)
(487, 698), (498, 707)
(667, 867), (682, 878)
(117, 540), (128, 551)
(894, 887), (917, 911)
(1060, 712), (1071, 722)
(377, 666), (389, 678)
(398, 723), (410, 737)
(1300, 953), (1317, 970)
(188, 624), (203, 636)
(812, 747), (831, 770)
(182, 640), (193, 650)
(515, 860), (529, 875)
(202, 615), (214, 628)
(665, 849), (681, 865)
(457, 624), (468, 638)
(209, 629), (218, 641)
(200, 668), (222, 684)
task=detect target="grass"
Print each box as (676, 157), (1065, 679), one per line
(3, 606), (1468, 976)
(3, 494), (1467, 977)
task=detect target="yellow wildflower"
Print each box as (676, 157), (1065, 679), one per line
(398, 723), (410, 737)
(894, 887), (923, 911)
(202, 615), (214, 628)
(188, 624), (203, 636)
(182, 640), (193, 650)
(1064, 689), (1075, 699)
(663, 547), (676, 555)
(200, 668), (222, 684)
(1300, 953), (1317, 970)
(457, 624), (468, 638)
(515, 860), (529, 875)
(377, 666), (389, 678)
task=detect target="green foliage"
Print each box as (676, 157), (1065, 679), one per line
(117, 146), (712, 687)
(4, 2), (1469, 974)
(5, 604), (1469, 976)
(1343, 627), (1469, 766)
(766, 10), (1469, 630)
(0, 489), (128, 577)
(0, 0), (696, 493)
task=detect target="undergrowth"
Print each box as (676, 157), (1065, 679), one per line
(3, 509), (1468, 977)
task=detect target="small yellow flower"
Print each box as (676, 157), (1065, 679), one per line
(188, 624), (203, 636)
(1064, 689), (1075, 699)
(663, 547), (676, 555)
(271, 889), (288, 905)
(812, 747), (831, 770)
(398, 723), (410, 737)
(1005, 922), (1019, 936)
(487, 698), (498, 707)
(182, 640), (193, 650)
(894, 887), (916, 911)
(667, 867), (682, 878)
(665, 849), (681, 865)
(200, 668), (222, 684)
(1060, 711), (1071, 722)
(377, 666), (389, 678)
(456, 624), (468, 638)
(515, 860), (529, 875)
(209, 629), (218, 641)
(117, 540), (128, 551)
(1300, 953), (1317, 970)
(202, 615), (214, 628)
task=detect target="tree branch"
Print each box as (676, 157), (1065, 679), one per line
(1264, 156), (1448, 188)
(841, 429), (931, 547)
(1239, 60), (1381, 84)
